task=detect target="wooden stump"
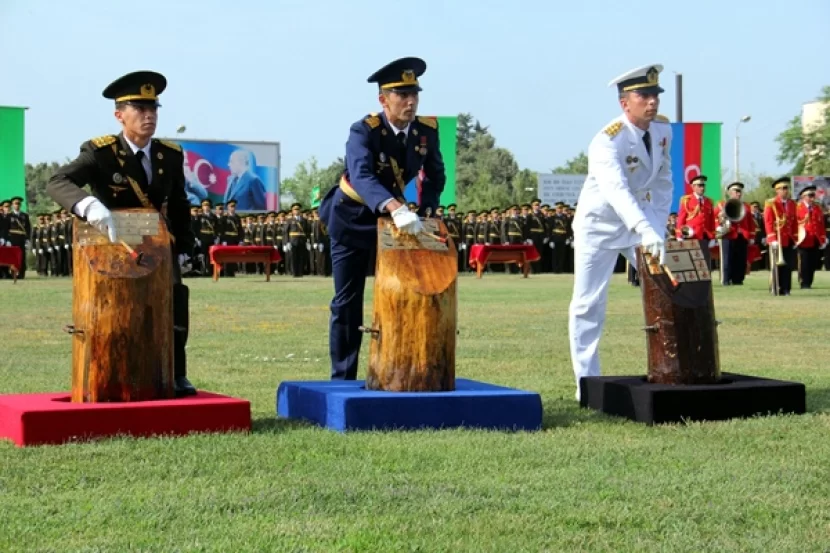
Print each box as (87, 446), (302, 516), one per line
(365, 217), (458, 392)
(70, 209), (174, 403)
(638, 240), (722, 385)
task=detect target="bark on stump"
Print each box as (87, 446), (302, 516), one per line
(638, 241), (722, 385)
(70, 209), (174, 403)
(365, 217), (458, 392)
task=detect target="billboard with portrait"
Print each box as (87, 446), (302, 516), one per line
(163, 138), (280, 212)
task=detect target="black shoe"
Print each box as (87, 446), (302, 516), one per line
(174, 376), (197, 397)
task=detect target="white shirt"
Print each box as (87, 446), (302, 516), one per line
(123, 134), (153, 185)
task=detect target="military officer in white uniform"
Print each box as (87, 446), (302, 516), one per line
(568, 64), (673, 400)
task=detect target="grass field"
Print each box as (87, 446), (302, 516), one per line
(1, 271), (829, 552)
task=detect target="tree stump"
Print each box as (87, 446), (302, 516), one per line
(365, 217), (458, 392)
(70, 209), (174, 403)
(638, 240), (722, 385)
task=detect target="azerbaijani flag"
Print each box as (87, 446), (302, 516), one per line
(669, 122), (722, 212)
(403, 115), (457, 206)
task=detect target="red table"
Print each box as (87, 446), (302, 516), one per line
(209, 246), (282, 282)
(468, 244), (541, 278)
(0, 246), (22, 283)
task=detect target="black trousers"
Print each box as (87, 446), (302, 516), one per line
(172, 253), (190, 380)
(770, 244), (796, 295)
(797, 245), (822, 288)
(720, 237), (748, 285)
(289, 240), (307, 277)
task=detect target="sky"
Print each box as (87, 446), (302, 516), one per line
(2, 0), (828, 188)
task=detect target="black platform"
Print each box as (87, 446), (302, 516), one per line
(580, 372), (806, 425)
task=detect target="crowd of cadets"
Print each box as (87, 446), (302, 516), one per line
(3, 193), (830, 281)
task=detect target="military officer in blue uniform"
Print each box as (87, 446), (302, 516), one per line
(319, 56), (446, 380)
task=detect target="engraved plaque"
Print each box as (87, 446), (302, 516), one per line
(77, 211), (161, 246)
(379, 218), (449, 251)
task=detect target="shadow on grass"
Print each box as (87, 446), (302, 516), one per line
(251, 416), (313, 434)
(807, 387), (830, 413)
(540, 398), (628, 429)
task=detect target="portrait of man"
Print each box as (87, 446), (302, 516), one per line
(224, 149), (266, 210)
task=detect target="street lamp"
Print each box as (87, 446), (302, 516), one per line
(734, 115), (751, 182)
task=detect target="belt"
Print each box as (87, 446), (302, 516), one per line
(289, 233), (305, 237)
(225, 232), (238, 236)
(339, 176), (404, 206)
(530, 229), (544, 233)
(9, 230), (26, 235)
(508, 232), (523, 236)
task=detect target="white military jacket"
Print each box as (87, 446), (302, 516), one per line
(572, 114), (673, 250)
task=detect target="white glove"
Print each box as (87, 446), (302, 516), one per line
(525, 239), (533, 245)
(312, 243), (317, 249)
(196, 239), (202, 247)
(391, 205), (423, 234)
(0, 239), (4, 246)
(715, 226), (724, 234)
(222, 241), (227, 246)
(64, 244), (69, 250)
(177, 253), (190, 266)
(485, 242), (491, 246)
(749, 239), (755, 246)
(25, 241), (30, 249)
(83, 199), (117, 243)
(687, 227), (695, 238)
(214, 238), (219, 245)
(460, 243), (466, 250)
(549, 242), (555, 249)
(821, 242), (827, 250)
(48, 247), (53, 252)
(638, 224), (666, 265)
(761, 237), (767, 246)
(38, 249), (43, 254)
(317, 244), (324, 252)
(286, 244), (292, 252)
(306, 243), (311, 251)
(543, 238), (549, 244)
(708, 239), (716, 249)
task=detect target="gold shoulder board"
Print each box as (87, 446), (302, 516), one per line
(418, 116), (438, 129)
(680, 195), (690, 204)
(364, 114), (381, 129)
(654, 114), (670, 123)
(157, 139), (182, 152)
(603, 121), (623, 138)
(765, 198), (775, 206)
(90, 135), (117, 149)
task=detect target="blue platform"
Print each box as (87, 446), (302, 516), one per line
(276, 378), (543, 432)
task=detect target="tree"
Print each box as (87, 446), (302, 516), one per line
(25, 162), (63, 214)
(281, 156), (343, 208)
(775, 85), (830, 175)
(551, 152), (589, 174)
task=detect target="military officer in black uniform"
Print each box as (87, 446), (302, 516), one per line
(3, 196), (31, 278)
(319, 57), (445, 380)
(46, 70), (197, 396)
(221, 199), (242, 276)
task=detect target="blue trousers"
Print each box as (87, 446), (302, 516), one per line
(329, 238), (374, 380)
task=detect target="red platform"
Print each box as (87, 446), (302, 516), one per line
(0, 391), (251, 447)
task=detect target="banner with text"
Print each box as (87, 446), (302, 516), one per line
(164, 138), (280, 212)
(537, 174), (586, 206)
(0, 106), (26, 210)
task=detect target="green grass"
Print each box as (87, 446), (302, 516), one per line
(1, 271), (829, 552)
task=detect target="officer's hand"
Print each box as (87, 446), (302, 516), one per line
(525, 239), (533, 245)
(549, 242), (555, 249)
(318, 244), (324, 252)
(762, 237), (767, 246)
(708, 239), (717, 249)
(543, 238), (549, 244)
(64, 244), (69, 250)
(222, 241), (227, 246)
(821, 242), (828, 250)
(749, 239), (755, 246)
(391, 205), (423, 234)
(306, 243), (311, 251)
(0, 239), (4, 246)
(638, 225), (666, 265)
(196, 239), (202, 247)
(84, 199), (117, 243)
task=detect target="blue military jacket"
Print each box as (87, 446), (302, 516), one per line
(319, 111), (445, 249)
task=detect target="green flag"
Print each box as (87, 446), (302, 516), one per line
(0, 106), (26, 210)
(310, 186), (321, 208)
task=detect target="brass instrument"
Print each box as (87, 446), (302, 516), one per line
(774, 221), (787, 266)
(716, 199), (745, 239)
(680, 225), (694, 239)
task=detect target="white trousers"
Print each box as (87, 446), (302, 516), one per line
(568, 244), (637, 398)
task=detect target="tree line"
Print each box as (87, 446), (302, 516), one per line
(20, 86), (830, 214)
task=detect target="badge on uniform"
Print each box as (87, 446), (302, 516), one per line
(113, 173), (123, 184)
(419, 136), (427, 155)
(157, 152), (164, 160)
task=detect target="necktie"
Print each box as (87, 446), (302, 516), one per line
(643, 131), (652, 157)
(135, 150), (150, 187)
